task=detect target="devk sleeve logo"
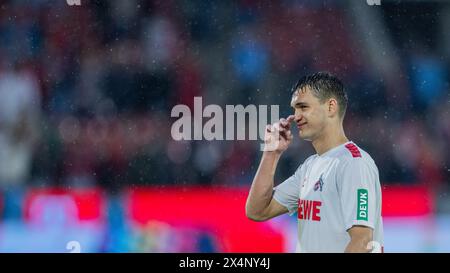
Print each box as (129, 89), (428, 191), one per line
(357, 189), (368, 221)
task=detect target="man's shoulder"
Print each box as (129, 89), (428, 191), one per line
(302, 154), (318, 166)
(334, 142), (377, 167)
(294, 154), (317, 174)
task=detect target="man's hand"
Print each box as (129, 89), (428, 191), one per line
(263, 115), (295, 153)
(246, 115), (295, 221)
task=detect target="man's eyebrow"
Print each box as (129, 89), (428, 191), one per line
(292, 102), (308, 107)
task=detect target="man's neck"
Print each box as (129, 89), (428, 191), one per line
(312, 125), (349, 156)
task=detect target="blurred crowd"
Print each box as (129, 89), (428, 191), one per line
(0, 0), (449, 193)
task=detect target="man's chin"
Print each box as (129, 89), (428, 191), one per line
(298, 132), (312, 141)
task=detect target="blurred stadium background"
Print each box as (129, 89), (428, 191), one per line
(0, 0), (449, 252)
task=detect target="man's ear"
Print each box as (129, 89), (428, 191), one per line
(328, 98), (339, 117)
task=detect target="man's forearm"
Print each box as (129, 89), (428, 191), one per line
(345, 226), (374, 253)
(344, 240), (371, 253)
(245, 151), (282, 219)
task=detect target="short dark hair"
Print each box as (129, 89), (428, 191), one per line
(292, 72), (348, 118)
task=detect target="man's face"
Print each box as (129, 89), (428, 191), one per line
(290, 87), (328, 141)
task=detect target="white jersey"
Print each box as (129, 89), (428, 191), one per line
(273, 141), (383, 253)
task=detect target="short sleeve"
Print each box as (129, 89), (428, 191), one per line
(337, 159), (378, 231)
(273, 166), (302, 216)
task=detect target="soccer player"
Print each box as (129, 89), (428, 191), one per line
(246, 72), (383, 253)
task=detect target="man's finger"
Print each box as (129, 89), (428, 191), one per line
(272, 122), (281, 131)
(277, 124), (287, 133)
(281, 116), (294, 128)
(286, 131), (293, 141)
(280, 119), (288, 128)
(281, 130), (290, 140)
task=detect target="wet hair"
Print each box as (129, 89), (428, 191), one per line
(292, 72), (348, 118)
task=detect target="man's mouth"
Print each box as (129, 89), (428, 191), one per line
(297, 122), (307, 129)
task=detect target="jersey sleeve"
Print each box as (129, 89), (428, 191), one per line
(337, 158), (378, 231)
(273, 165), (302, 216)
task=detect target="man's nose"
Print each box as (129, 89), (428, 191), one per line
(294, 111), (303, 123)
